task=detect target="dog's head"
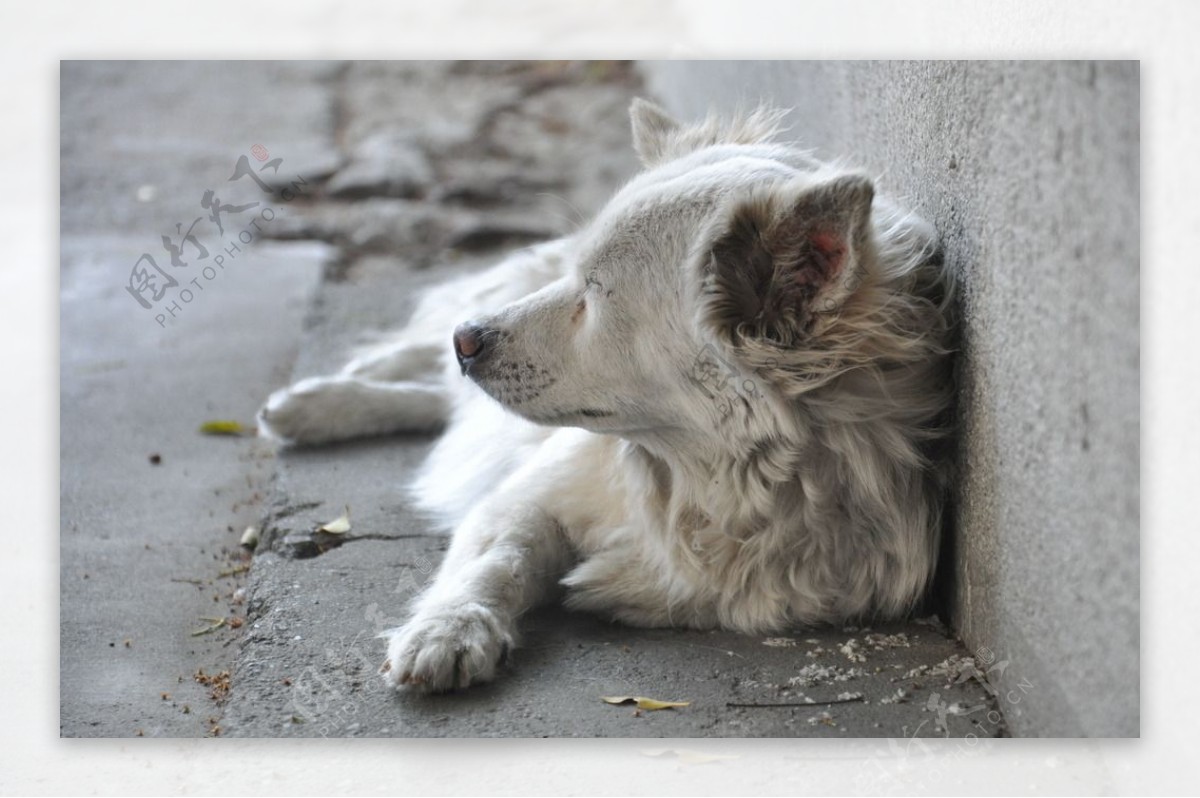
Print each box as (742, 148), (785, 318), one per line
(455, 99), (883, 438)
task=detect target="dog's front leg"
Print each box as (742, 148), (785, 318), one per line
(381, 499), (570, 692)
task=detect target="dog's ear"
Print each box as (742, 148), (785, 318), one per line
(706, 174), (875, 343)
(630, 98), (680, 166)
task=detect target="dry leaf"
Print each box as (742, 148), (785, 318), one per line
(318, 506), (351, 534)
(601, 695), (690, 710)
(189, 617), (226, 636)
(199, 420), (248, 436)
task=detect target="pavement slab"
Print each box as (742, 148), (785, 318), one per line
(228, 539), (999, 738)
(59, 60), (339, 737)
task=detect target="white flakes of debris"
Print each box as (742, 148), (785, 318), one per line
(836, 691), (865, 702)
(840, 639), (867, 662)
(807, 711), (836, 726)
(900, 654), (981, 684)
(929, 654), (980, 683)
(805, 646), (828, 659)
(879, 688), (910, 705)
(788, 663), (867, 687)
(762, 637), (797, 648)
(864, 632), (911, 650)
(805, 638), (820, 644)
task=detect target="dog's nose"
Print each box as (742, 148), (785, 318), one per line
(453, 321), (490, 373)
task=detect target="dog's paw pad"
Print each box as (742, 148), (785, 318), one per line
(382, 603), (512, 692)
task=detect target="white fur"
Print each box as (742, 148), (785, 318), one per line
(259, 100), (955, 692)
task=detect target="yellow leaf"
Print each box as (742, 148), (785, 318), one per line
(601, 695), (690, 710)
(199, 420), (247, 436)
(635, 697), (690, 710)
(317, 506), (351, 534)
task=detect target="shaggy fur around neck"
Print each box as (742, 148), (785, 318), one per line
(591, 107), (958, 631)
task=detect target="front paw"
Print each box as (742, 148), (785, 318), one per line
(380, 603), (513, 692)
(257, 377), (343, 445)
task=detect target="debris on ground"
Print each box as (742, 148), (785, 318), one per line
(317, 506), (352, 534)
(864, 632), (912, 651)
(903, 663), (932, 679)
(839, 639), (867, 662)
(189, 617), (227, 637)
(788, 663), (867, 688)
(900, 654), (980, 685)
(727, 692), (865, 708)
(198, 420), (250, 436)
(194, 669), (232, 702)
(601, 695), (690, 710)
(762, 637), (797, 648)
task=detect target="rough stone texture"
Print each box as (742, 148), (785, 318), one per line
(231, 549), (997, 738)
(643, 60), (1139, 737)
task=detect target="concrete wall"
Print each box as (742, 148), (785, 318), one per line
(642, 61), (1139, 737)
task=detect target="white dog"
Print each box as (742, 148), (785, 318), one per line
(259, 99), (956, 692)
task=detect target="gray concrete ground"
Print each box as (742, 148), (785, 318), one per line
(59, 61), (336, 736)
(62, 61), (1001, 738)
(644, 61), (1140, 738)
